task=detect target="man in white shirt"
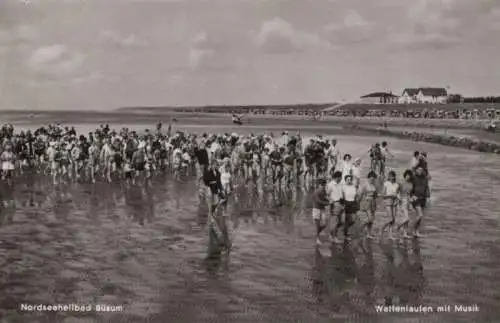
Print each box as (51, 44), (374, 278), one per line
(410, 151), (420, 171)
(326, 171), (345, 243)
(380, 141), (394, 175)
(281, 131), (289, 148)
(264, 138), (274, 152)
(100, 138), (113, 164)
(326, 139), (340, 174)
(210, 140), (221, 156)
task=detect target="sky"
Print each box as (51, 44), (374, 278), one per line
(0, 0), (499, 110)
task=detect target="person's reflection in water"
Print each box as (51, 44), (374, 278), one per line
(281, 189), (295, 233)
(310, 248), (328, 304)
(234, 186), (255, 227)
(197, 202), (208, 227)
(407, 239), (425, 304)
(87, 184), (100, 221)
(126, 183), (145, 225)
(206, 215), (227, 259)
(204, 250), (229, 277)
(19, 173), (36, 208)
(33, 177), (44, 208)
(358, 240), (376, 304)
(0, 181), (15, 209)
(53, 185), (72, 221)
(143, 186), (155, 224)
(326, 243), (359, 310)
(381, 241), (400, 306)
(0, 183), (15, 226)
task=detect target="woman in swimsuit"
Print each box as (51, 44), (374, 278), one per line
(396, 170), (414, 239)
(358, 171), (379, 239)
(380, 170), (400, 240)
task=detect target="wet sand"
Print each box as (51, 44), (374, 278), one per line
(0, 121), (499, 323)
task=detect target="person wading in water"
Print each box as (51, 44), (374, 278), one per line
(327, 171), (345, 244)
(203, 159), (230, 253)
(312, 178), (330, 245)
(411, 166), (430, 238)
(380, 170), (400, 240)
(358, 171), (378, 239)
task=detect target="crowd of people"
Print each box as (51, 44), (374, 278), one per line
(0, 122), (431, 252)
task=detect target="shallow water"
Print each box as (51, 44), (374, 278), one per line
(0, 130), (499, 323)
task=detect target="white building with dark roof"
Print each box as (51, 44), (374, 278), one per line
(360, 92), (399, 104)
(416, 87), (448, 103)
(399, 87), (448, 104)
(399, 88), (420, 103)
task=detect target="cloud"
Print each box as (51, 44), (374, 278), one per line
(390, 32), (462, 50)
(387, 0), (464, 49)
(191, 31), (227, 52)
(188, 32), (215, 69)
(188, 48), (214, 69)
(343, 10), (369, 28)
(187, 31), (234, 71)
(27, 44), (84, 77)
(255, 17), (330, 54)
(324, 10), (374, 45)
(71, 71), (103, 85)
(99, 30), (146, 47)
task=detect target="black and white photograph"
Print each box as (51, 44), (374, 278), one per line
(0, 0), (499, 322)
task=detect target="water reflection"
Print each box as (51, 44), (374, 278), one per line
(358, 241), (376, 300)
(0, 175), (162, 229)
(381, 240), (425, 306)
(308, 238), (426, 315)
(204, 252), (230, 277)
(310, 243), (362, 311)
(0, 163), (498, 323)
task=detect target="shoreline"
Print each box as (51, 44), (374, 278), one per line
(1, 110), (497, 130)
(345, 125), (500, 154)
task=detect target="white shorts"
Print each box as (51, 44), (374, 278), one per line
(312, 208), (326, 221)
(1, 161), (14, 171)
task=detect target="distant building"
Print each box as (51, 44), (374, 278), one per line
(399, 88), (420, 104)
(399, 87), (448, 104)
(416, 87), (448, 103)
(360, 92), (399, 104)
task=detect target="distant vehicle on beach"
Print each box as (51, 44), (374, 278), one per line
(485, 121), (498, 133)
(232, 114), (243, 125)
